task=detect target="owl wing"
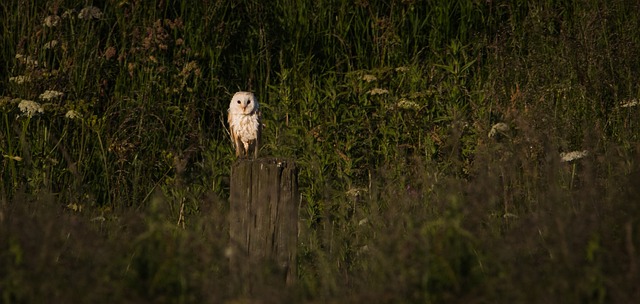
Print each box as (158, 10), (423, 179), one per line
(256, 110), (262, 136)
(228, 111), (240, 157)
(253, 110), (262, 159)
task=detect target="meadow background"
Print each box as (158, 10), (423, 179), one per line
(1, 0), (640, 302)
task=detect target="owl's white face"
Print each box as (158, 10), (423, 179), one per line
(229, 91), (258, 115)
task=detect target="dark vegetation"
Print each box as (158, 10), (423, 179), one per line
(1, 0), (639, 302)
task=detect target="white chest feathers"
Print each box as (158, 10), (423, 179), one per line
(229, 113), (260, 143)
(228, 91), (262, 158)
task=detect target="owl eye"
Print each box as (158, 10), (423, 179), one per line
(237, 100), (241, 104)
(247, 100), (251, 104)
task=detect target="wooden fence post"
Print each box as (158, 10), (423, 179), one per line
(229, 158), (299, 288)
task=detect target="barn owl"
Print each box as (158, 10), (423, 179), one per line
(228, 91), (262, 159)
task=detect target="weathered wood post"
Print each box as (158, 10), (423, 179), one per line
(229, 158), (298, 288)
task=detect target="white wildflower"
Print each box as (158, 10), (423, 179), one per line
(488, 122), (510, 138)
(9, 75), (31, 84)
(43, 40), (59, 49)
(65, 110), (81, 119)
(620, 99), (639, 108)
(43, 15), (61, 27)
(18, 100), (44, 117)
(560, 150), (589, 162)
(368, 88), (389, 95)
(397, 98), (420, 110)
(39, 90), (64, 100)
(361, 74), (377, 83)
(78, 6), (103, 20)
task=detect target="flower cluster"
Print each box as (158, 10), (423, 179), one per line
(65, 110), (81, 119)
(620, 99), (638, 108)
(43, 15), (61, 27)
(78, 6), (103, 20)
(368, 88), (389, 95)
(18, 100), (44, 118)
(397, 98), (420, 110)
(560, 150), (589, 162)
(362, 74), (377, 83)
(15, 54), (38, 68)
(9, 75), (31, 84)
(39, 90), (64, 100)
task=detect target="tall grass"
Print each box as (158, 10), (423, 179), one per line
(1, 0), (639, 302)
